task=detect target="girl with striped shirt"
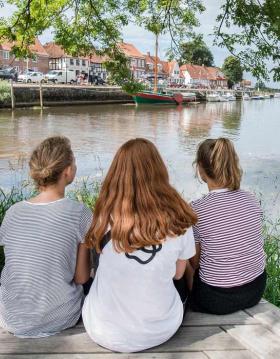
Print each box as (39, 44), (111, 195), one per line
(0, 136), (92, 337)
(190, 138), (266, 314)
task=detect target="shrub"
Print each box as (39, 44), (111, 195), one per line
(0, 80), (11, 104)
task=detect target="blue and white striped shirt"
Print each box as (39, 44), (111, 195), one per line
(0, 198), (92, 337)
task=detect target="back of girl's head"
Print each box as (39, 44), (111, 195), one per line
(195, 137), (242, 190)
(29, 136), (73, 187)
(86, 138), (197, 253)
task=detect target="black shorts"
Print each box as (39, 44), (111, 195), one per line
(190, 270), (267, 315)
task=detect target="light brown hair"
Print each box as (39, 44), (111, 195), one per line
(194, 137), (242, 190)
(86, 138), (197, 253)
(29, 136), (74, 187)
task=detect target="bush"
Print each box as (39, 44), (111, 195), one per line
(0, 80), (11, 104)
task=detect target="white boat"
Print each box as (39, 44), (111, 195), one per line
(274, 93), (280, 98)
(181, 92), (196, 103)
(206, 93), (220, 102)
(243, 93), (250, 100)
(218, 95), (229, 102)
(251, 95), (264, 100)
(263, 94), (270, 99)
(222, 92), (236, 101)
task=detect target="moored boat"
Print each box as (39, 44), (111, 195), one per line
(243, 93), (250, 100)
(274, 93), (280, 98)
(133, 91), (183, 105)
(206, 93), (220, 102)
(222, 92), (236, 101)
(181, 92), (196, 103)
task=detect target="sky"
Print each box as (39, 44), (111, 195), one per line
(0, 1), (278, 87)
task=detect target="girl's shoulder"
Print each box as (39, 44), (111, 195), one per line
(191, 189), (260, 211)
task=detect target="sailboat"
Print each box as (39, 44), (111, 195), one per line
(133, 35), (183, 105)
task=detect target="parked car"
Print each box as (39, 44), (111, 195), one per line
(0, 68), (18, 81)
(18, 71), (45, 83)
(45, 70), (76, 84)
(92, 75), (106, 85)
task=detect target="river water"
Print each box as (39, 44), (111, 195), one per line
(0, 99), (279, 216)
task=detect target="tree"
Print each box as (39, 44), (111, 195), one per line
(179, 35), (214, 66)
(255, 80), (266, 90)
(0, 0), (205, 92)
(222, 56), (243, 89)
(215, 0), (280, 81)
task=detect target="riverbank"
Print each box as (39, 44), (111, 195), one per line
(0, 82), (275, 109)
(0, 83), (133, 108)
(0, 181), (279, 308)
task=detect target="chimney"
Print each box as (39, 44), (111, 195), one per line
(147, 52), (150, 57)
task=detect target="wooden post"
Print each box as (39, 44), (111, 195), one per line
(10, 79), (15, 110)
(154, 33), (158, 93)
(39, 82), (43, 109)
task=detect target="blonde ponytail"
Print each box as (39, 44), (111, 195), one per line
(195, 137), (242, 190)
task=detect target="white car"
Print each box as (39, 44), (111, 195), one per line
(18, 71), (45, 83)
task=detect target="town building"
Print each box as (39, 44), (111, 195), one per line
(180, 64), (227, 88)
(43, 42), (90, 77)
(89, 54), (107, 80)
(145, 53), (183, 84)
(118, 42), (146, 79)
(0, 38), (49, 73)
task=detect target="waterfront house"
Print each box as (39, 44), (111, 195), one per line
(145, 53), (182, 84)
(0, 38), (49, 74)
(118, 42), (146, 79)
(43, 42), (90, 77)
(180, 64), (227, 88)
(145, 52), (168, 80)
(89, 54), (107, 80)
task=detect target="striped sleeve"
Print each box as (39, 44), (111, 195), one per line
(78, 205), (93, 243)
(0, 207), (13, 245)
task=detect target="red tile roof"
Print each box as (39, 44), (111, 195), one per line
(43, 42), (68, 58)
(180, 64), (226, 81)
(118, 42), (144, 59)
(0, 38), (48, 56)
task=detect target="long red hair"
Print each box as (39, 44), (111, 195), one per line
(85, 138), (197, 253)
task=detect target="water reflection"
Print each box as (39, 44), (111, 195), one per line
(0, 100), (279, 217)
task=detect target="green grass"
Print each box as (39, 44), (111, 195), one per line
(0, 180), (280, 308)
(263, 219), (280, 307)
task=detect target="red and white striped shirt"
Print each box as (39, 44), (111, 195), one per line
(191, 189), (265, 288)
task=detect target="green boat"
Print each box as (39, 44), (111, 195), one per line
(133, 91), (183, 105)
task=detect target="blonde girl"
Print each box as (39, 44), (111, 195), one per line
(82, 138), (197, 353)
(0, 136), (92, 337)
(190, 137), (266, 314)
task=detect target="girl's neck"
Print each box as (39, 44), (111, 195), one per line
(30, 185), (65, 204)
(207, 181), (226, 192)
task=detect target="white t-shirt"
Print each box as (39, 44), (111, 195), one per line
(82, 227), (195, 353)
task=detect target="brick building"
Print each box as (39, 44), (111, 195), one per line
(0, 38), (49, 74)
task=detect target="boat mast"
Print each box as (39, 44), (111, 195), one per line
(154, 33), (158, 93)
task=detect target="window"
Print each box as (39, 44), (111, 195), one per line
(49, 58), (61, 70)
(141, 59), (145, 67)
(3, 51), (9, 60)
(82, 59), (86, 66)
(70, 58), (74, 65)
(76, 59), (80, 66)
(32, 55), (38, 63)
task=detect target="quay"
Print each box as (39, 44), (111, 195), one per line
(1, 299), (280, 358)
(0, 83), (270, 109)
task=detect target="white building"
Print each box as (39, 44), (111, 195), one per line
(44, 42), (90, 77)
